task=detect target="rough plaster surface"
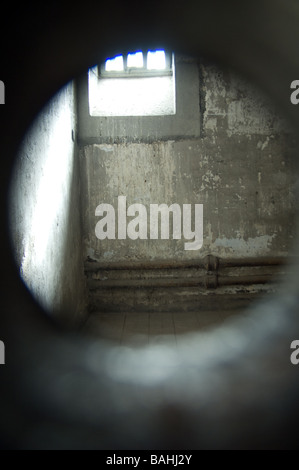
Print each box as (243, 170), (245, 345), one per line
(8, 59), (297, 319)
(9, 83), (87, 325)
(202, 63), (289, 136)
(81, 61), (297, 263)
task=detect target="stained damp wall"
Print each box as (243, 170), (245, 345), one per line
(78, 56), (298, 263)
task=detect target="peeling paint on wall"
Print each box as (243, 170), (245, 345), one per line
(213, 234), (276, 257)
(80, 59), (297, 263)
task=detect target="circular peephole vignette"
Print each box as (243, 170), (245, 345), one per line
(7, 52), (296, 336)
(1, 0), (299, 450)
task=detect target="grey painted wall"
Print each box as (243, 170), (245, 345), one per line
(79, 58), (298, 263)
(9, 82), (87, 326)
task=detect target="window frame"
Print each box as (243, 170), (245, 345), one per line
(78, 54), (201, 142)
(98, 50), (173, 79)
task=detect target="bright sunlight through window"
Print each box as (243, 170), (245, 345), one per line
(127, 51), (144, 69)
(105, 50), (167, 72)
(105, 55), (124, 72)
(89, 49), (176, 117)
(147, 50), (166, 70)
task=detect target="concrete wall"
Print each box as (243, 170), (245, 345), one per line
(9, 82), (87, 326)
(79, 56), (297, 264)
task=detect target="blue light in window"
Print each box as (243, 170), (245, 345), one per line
(127, 51), (143, 68)
(105, 55), (124, 72)
(147, 50), (166, 70)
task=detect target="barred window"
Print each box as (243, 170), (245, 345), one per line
(100, 50), (173, 78)
(88, 49), (176, 117)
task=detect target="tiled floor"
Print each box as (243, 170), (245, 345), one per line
(81, 308), (245, 346)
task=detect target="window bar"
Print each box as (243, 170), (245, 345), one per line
(165, 51), (172, 70)
(123, 54), (127, 72)
(143, 51), (147, 71)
